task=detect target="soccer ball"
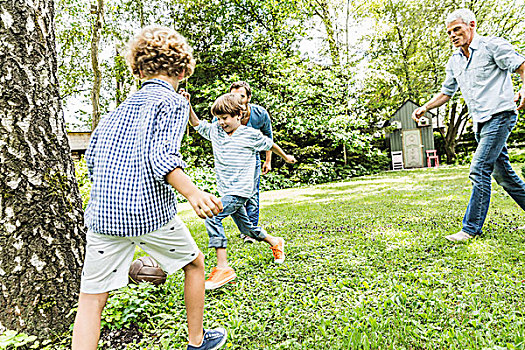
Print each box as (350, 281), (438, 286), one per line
(128, 256), (167, 286)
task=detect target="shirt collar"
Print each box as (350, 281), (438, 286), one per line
(141, 78), (175, 91)
(469, 34), (481, 50)
(456, 34), (481, 57)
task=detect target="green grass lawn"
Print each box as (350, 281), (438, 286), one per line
(101, 165), (525, 350)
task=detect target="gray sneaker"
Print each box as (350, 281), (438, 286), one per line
(445, 231), (473, 242)
(239, 233), (255, 243)
(243, 236), (256, 243)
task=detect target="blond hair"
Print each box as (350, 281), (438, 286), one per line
(211, 93), (246, 117)
(127, 26), (196, 79)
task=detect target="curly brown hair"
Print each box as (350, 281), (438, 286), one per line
(126, 26), (196, 79)
(211, 93), (247, 117)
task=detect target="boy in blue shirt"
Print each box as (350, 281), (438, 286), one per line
(181, 91), (296, 290)
(72, 27), (227, 350)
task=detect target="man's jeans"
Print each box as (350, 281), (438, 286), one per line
(463, 110), (525, 235)
(206, 195), (267, 248)
(245, 162), (261, 226)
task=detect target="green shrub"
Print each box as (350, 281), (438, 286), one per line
(260, 170), (297, 191)
(101, 283), (162, 330)
(293, 161), (339, 185)
(175, 166), (218, 203)
(74, 157), (91, 209)
(509, 152), (525, 163)
(454, 152), (473, 166)
(289, 155), (389, 186)
(0, 330), (38, 349)
(522, 164), (525, 179)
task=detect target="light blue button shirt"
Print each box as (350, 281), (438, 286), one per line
(441, 35), (524, 127)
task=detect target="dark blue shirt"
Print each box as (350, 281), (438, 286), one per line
(246, 104), (273, 140)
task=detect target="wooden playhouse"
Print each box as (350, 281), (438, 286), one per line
(385, 100), (439, 169)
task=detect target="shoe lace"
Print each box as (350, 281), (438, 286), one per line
(271, 245), (283, 259)
(207, 267), (219, 280)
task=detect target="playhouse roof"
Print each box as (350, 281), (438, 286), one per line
(390, 99), (437, 119)
(383, 99), (437, 128)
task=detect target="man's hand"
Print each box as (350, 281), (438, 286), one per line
(178, 88), (191, 102)
(262, 161), (272, 175)
(186, 190), (223, 219)
(412, 105), (427, 122)
(284, 155), (296, 164)
(515, 88), (525, 110)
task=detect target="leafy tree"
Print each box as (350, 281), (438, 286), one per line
(352, 0), (525, 162)
(56, 0), (93, 128)
(56, 0), (391, 182)
(0, 0), (85, 337)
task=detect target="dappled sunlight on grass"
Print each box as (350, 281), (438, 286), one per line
(467, 240), (498, 259)
(259, 170), (473, 208)
(141, 165), (525, 349)
(370, 224), (437, 253)
(261, 183), (441, 207)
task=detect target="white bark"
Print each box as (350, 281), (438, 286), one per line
(0, 0), (86, 336)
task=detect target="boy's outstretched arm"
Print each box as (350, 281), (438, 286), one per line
(179, 88), (200, 127)
(166, 168), (223, 218)
(270, 143), (296, 164)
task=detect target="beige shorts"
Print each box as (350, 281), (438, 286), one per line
(80, 215), (200, 294)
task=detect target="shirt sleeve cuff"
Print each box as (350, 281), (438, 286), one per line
(511, 57), (525, 73)
(440, 87), (456, 97)
(152, 158), (188, 183)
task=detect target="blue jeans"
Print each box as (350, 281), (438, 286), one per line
(206, 195), (267, 248)
(462, 110), (525, 235)
(245, 161), (261, 226)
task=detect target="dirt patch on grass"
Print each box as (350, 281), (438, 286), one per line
(99, 323), (143, 349)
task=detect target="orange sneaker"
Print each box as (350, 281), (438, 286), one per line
(271, 237), (285, 264)
(204, 266), (236, 290)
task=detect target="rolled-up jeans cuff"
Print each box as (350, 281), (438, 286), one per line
(242, 228), (267, 241)
(208, 237), (227, 249)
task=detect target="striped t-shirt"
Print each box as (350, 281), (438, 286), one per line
(195, 121), (273, 197)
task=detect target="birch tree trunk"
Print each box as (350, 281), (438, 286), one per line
(90, 0), (104, 130)
(0, 0), (86, 336)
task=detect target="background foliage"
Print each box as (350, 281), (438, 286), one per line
(57, 0), (525, 182)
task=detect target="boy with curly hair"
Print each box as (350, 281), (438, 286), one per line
(72, 26), (227, 350)
(180, 91), (296, 290)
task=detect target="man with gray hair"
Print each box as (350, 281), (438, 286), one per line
(412, 8), (525, 241)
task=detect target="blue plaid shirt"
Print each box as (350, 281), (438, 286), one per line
(84, 79), (189, 237)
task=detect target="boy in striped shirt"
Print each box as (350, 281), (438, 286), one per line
(181, 92), (296, 290)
